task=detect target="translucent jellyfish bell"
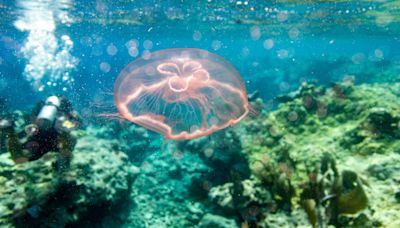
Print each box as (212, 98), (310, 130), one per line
(114, 48), (249, 140)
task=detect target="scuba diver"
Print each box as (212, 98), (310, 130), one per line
(0, 95), (81, 171)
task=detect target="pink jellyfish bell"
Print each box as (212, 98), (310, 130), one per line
(114, 48), (249, 140)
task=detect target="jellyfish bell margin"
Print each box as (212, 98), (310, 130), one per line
(114, 94), (250, 141)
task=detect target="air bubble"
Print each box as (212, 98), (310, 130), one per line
(107, 44), (118, 56)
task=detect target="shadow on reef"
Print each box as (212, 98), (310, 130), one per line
(12, 179), (133, 228)
(175, 128), (251, 202)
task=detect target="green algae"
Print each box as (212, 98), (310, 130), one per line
(240, 82), (400, 227)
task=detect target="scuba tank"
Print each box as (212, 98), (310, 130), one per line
(36, 96), (61, 130)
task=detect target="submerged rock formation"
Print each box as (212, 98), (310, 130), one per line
(1, 81), (399, 228)
(238, 82), (400, 227)
(198, 213), (238, 228)
(0, 133), (136, 227)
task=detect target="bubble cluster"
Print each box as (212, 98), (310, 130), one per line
(14, 0), (77, 92)
(126, 39), (139, 57)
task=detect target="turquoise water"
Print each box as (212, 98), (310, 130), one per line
(0, 0), (400, 227)
(1, 0), (399, 108)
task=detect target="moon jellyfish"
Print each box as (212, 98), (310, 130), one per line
(114, 48), (249, 140)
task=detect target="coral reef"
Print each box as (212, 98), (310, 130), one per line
(1, 81), (399, 228)
(177, 128), (251, 202)
(0, 132), (136, 227)
(134, 81), (399, 228)
(86, 122), (159, 164)
(119, 146), (211, 227)
(198, 213), (238, 228)
(238, 81), (400, 227)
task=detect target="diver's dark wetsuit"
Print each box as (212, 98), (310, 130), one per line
(0, 96), (79, 169)
(25, 128), (59, 161)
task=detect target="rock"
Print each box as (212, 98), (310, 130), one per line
(198, 213), (238, 228)
(209, 183), (234, 209)
(209, 179), (274, 213)
(395, 191), (400, 203)
(168, 164), (182, 179)
(186, 202), (204, 223)
(367, 160), (400, 180)
(125, 150), (209, 228)
(187, 202), (204, 215)
(179, 128), (250, 187)
(0, 134), (136, 227)
(240, 82), (400, 227)
(87, 123), (159, 164)
(365, 107), (399, 135)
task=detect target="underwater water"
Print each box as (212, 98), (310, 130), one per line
(0, 0), (399, 227)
